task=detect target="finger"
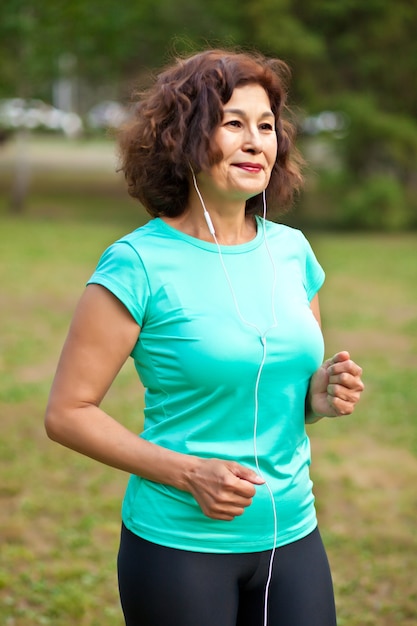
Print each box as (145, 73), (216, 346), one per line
(327, 383), (363, 403)
(207, 507), (246, 521)
(329, 359), (363, 378)
(215, 493), (254, 510)
(229, 479), (258, 499)
(321, 351), (350, 373)
(206, 494), (254, 520)
(212, 470), (257, 500)
(328, 371), (365, 391)
(232, 463), (265, 485)
(211, 479), (255, 504)
(328, 395), (358, 416)
(331, 351), (350, 365)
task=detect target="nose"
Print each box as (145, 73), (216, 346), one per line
(242, 126), (262, 154)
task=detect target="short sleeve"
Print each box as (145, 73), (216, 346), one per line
(300, 234), (325, 301)
(86, 241), (150, 326)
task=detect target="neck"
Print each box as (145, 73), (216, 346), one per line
(163, 187), (257, 245)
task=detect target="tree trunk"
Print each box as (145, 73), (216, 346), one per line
(10, 129), (30, 214)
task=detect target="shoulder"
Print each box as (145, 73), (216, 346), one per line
(262, 219), (324, 290)
(263, 219), (313, 251)
(100, 219), (166, 261)
(115, 218), (162, 247)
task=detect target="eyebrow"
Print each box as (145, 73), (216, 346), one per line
(223, 108), (275, 119)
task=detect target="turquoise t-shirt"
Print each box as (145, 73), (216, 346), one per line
(88, 216), (325, 553)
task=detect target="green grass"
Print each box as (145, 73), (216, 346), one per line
(1, 136), (417, 625)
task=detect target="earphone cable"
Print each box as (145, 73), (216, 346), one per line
(191, 170), (279, 626)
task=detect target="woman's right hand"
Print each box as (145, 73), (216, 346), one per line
(185, 458), (265, 521)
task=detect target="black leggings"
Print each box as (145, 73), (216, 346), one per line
(118, 524), (337, 626)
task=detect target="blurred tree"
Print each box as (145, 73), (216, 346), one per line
(0, 0), (247, 102)
(241, 0), (326, 109)
(1, 0), (415, 115)
(0, 0), (416, 226)
(290, 0), (417, 117)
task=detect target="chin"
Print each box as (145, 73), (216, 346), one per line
(237, 186), (265, 199)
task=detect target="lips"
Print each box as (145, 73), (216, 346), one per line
(234, 163), (263, 173)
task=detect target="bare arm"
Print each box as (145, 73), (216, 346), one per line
(45, 284), (194, 484)
(45, 284), (262, 520)
(306, 294), (365, 423)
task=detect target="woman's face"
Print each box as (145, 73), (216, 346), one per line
(197, 84), (278, 203)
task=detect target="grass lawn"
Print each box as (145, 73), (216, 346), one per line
(1, 135), (416, 625)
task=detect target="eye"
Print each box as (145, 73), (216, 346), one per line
(260, 122), (274, 132)
(225, 119), (242, 128)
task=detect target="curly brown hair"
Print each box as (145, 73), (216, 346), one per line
(117, 49), (303, 218)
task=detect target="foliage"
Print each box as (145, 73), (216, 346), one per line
(302, 94), (417, 229)
(339, 175), (409, 231)
(290, 0), (417, 116)
(329, 95), (417, 180)
(0, 0), (246, 99)
(0, 0), (416, 229)
(1, 0), (416, 111)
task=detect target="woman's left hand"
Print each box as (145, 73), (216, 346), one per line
(307, 351), (365, 421)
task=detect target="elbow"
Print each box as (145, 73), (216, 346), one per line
(45, 399), (92, 448)
(44, 403), (66, 443)
(44, 408), (58, 441)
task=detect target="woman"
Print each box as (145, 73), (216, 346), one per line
(45, 49), (364, 626)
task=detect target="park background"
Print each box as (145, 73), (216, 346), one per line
(1, 1), (416, 624)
